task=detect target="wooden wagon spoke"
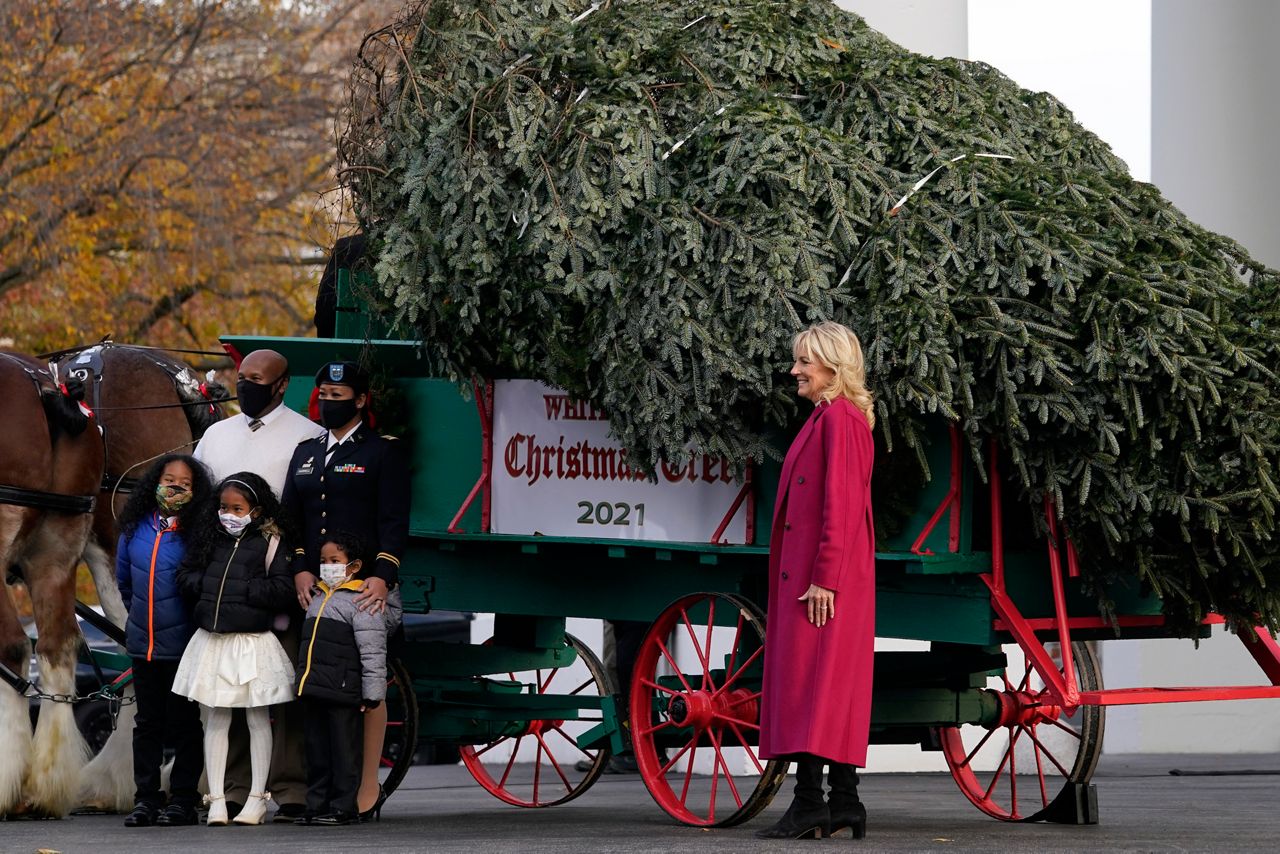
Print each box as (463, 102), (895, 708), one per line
(706, 725), (745, 818)
(1030, 724), (1049, 807)
(654, 635), (696, 694)
(721, 720), (766, 774)
(710, 647), (763, 701)
(982, 726), (1021, 800)
(679, 739), (699, 805)
(679, 607), (713, 691)
(532, 739), (544, 805)
(472, 739), (504, 758)
(659, 739), (697, 775)
(1022, 724), (1073, 778)
(550, 724), (600, 761)
(723, 611), (747, 684)
(534, 731), (574, 793)
(712, 711), (760, 731)
(960, 725), (1000, 769)
(1045, 717), (1083, 740)
(497, 736), (523, 790)
(567, 677), (596, 696)
(702, 598), (717, 690)
(1008, 724), (1019, 819)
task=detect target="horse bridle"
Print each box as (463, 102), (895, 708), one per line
(0, 352), (97, 515)
(57, 342), (233, 503)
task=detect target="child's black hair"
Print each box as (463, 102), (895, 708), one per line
(184, 470), (293, 567)
(117, 454), (213, 538)
(321, 529), (365, 565)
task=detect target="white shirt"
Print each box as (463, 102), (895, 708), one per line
(194, 404), (325, 498)
(325, 426), (358, 462)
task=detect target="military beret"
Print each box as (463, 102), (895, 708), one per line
(315, 361), (369, 394)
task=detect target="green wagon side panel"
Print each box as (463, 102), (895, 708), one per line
(221, 333), (1168, 649)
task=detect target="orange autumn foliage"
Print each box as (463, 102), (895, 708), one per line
(0, 0), (394, 353)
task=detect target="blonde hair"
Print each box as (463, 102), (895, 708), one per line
(793, 321), (876, 429)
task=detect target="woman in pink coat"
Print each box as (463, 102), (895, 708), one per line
(756, 321), (876, 841)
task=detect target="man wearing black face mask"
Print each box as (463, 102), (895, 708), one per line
(194, 349), (325, 497)
(281, 360), (410, 817)
(192, 348), (325, 821)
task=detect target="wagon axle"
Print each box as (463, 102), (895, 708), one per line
(986, 687), (1063, 730)
(666, 687), (759, 731)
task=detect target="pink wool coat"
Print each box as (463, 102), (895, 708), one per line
(758, 397), (875, 767)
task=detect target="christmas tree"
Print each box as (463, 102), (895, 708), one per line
(340, 0), (1280, 631)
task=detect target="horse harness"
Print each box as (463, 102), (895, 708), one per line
(0, 352), (97, 515)
(60, 342), (229, 495)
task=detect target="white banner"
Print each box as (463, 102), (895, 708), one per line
(490, 380), (749, 544)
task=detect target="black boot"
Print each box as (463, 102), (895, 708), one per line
(828, 762), (867, 839)
(123, 801), (159, 827)
(755, 756), (830, 839)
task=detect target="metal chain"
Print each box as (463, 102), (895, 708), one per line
(24, 686), (136, 706)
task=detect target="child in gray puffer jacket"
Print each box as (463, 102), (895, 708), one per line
(293, 531), (387, 825)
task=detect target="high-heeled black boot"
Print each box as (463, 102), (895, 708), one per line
(754, 756), (830, 839)
(828, 762), (867, 839)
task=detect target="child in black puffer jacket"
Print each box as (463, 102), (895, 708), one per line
(173, 472), (296, 827)
(293, 530), (387, 826)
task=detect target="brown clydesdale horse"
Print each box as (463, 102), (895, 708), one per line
(52, 343), (228, 812)
(0, 351), (104, 817)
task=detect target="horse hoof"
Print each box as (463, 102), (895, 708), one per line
(3, 800), (61, 821)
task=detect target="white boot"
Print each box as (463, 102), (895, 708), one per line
(232, 792), (270, 826)
(205, 795), (228, 826)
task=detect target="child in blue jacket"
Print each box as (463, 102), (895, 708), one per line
(116, 453), (211, 827)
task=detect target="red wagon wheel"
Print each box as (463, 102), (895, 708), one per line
(630, 592), (787, 827)
(460, 633), (613, 807)
(937, 640), (1105, 821)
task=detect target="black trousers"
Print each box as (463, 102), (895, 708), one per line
(303, 698), (362, 815)
(130, 657), (204, 807)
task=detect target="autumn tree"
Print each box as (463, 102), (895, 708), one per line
(0, 0), (392, 352)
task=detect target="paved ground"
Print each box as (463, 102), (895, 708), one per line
(5, 753), (1280, 853)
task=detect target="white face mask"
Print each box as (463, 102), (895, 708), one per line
(219, 512), (252, 536)
(319, 563), (350, 588)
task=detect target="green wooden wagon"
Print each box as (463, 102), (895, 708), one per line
(205, 281), (1280, 828)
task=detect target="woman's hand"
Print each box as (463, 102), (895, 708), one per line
(355, 576), (390, 615)
(296, 571), (319, 608)
(798, 584), (836, 627)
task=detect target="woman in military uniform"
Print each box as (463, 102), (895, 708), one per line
(282, 361), (410, 820)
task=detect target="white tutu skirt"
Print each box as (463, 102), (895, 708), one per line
(172, 628), (296, 708)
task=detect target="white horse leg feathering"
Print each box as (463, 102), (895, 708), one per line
(75, 536), (135, 813)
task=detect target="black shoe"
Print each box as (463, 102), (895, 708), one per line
(314, 811), (356, 826)
(754, 800), (830, 840)
(155, 802), (200, 827)
(357, 785), (386, 823)
(273, 803), (307, 823)
(123, 802), (159, 827)
(829, 801), (867, 839)
(293, 812), (319, 826)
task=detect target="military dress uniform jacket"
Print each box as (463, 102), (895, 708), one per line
(281, 423), (411, 586)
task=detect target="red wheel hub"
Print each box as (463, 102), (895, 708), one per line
(989, 688), (1063, 729)
(521, 717), (566, 737)
(667, 687), (762, 730)
(667, 691), (713, 728)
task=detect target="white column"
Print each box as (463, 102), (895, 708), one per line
(1103, 0), (1280, 755)
(1151, 0), (1280, 266)
(835, 0), (969, 59)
